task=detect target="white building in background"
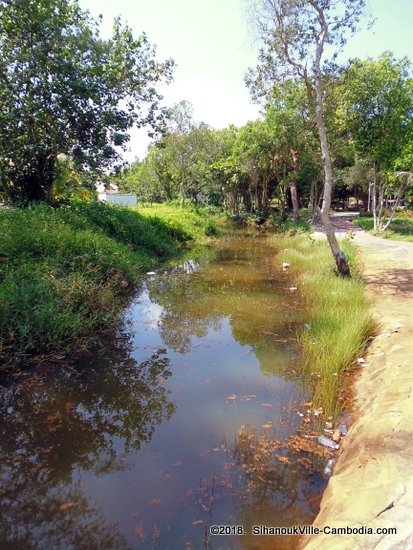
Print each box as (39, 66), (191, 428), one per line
(96, 182), (137, 207)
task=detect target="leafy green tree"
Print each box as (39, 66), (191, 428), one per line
(247, 0), (369, 276)
(0, 0), (174, 202)
(341, 53), (413, 229)
(265, 81), (319, 221)
(166, 100), (196, 135)
(129, 123), (227, 206)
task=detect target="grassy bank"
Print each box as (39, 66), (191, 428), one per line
(277, 233), (375, 419)
(354, 213), (413, 242)
(0, 201), (217, 364)
(136, 203), (218, 242)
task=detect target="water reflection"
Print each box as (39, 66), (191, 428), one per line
(147, 234), (301, 378)
(0, 232), (325, 550)
(0, 347), (174, 548)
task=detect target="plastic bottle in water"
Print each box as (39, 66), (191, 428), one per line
(318, 434), (339, 450)
(323, 458), (334, 477)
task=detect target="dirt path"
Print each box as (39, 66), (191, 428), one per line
(303, 224), (413, 549)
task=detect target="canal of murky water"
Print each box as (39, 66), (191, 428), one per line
(0, 231), (327, 550)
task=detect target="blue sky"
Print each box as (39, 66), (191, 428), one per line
(78, 0), (413, 162)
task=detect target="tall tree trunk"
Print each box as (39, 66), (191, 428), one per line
(314, 101), (350, 276)
(261, 174), (270, 212)
(289, 148), (299, 222)
(372, 163), (378, 230)
(309, 7), (350, 276)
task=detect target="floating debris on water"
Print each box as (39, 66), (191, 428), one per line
(331, 429), (341, 443)
(338, 423), (348, 436)
(323, 458), (334, 477)
(318, 435), (339, 450)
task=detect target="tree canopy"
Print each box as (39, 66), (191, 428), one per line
(0, 0), (174, 202)
(246, 0), (373, 275)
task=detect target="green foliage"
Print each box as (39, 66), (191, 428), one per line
(0, 0), (174, 203)
(341, 53), (413, 170)
(0, 202), (214, 361)
(278, 235), (375, 418)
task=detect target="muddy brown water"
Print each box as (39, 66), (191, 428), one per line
(0, 232), (326, 550)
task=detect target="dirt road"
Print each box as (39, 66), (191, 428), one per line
(303, 226), (413, 549)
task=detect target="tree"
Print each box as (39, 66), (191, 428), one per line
(0, 0), (174, 202)
(248, 0), (369, 276)
(265, 81), (318, 221)
(166, 100), (196, 135)
(341, 53), (413, 229)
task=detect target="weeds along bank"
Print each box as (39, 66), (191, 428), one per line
(276, 232), (375, 419)
(354, 212), (413, 242)
(0, 201), (217, 365)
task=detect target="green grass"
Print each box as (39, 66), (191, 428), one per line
(354, 214), (413, 242)
(136, 202), (219, 242)
(276, 233), (375, 419)
(0, 201), (217, 363)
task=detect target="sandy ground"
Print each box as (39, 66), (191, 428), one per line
(302, 219), (413, 550)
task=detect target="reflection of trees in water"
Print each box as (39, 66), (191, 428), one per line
(0, 349), (174, 548)
(0, 476), (130, 550)
(147, 255), (301, 377)
(150, 273), (222, 353)
(229, 426), (326, 538)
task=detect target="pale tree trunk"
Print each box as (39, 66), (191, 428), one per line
(289, 148), (299, 222)
(308, 181), (321, 222)
(372, 163), (378, 229)
(309, 1), (350, 276)
(377, 184), (385, 230)
(381, 184), (407, 231)
(261, 174), (270, 210)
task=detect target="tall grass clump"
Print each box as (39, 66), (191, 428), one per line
(277, 234), (375, 419)
(0, 201), (216, 363)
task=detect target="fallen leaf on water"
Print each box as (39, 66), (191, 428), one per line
(218, 479), (233, 488)
(152, 525), (160, 541)
(134, 525), (144, 538)
(192, 519), (204, 526)
(226, 394), (237, 400)
(261, 403), (273, 408)
(148, 498), (161, 506)
(59, 502), (75, 511)
(212, 447), (220, 452)
(172, 460), (182, 467)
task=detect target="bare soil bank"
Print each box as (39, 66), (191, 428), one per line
(302, 229), (413, 550)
